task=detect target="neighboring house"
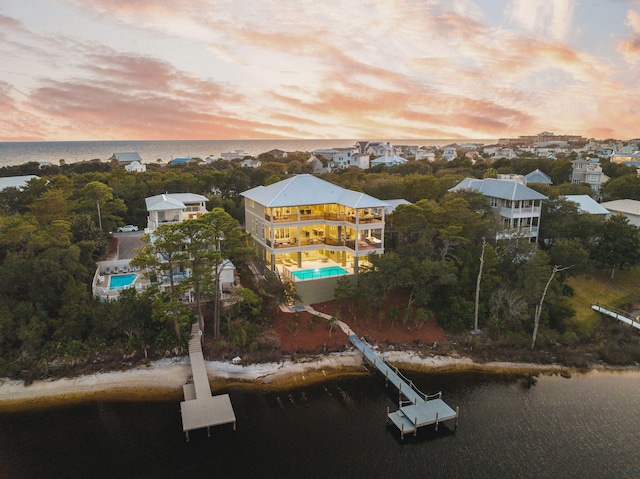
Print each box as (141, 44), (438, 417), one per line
(109, 152), (143, 165)
(0, 175), (39, 192)
(262, 149), (288, 158)
(311, 148), (339, 160)
(221, 150), (250, 161)
(563, 195), (610, 217)
(493, 148), (517, 159)
(305, 155), (327, 173)
(524, 169), (553, 185)
(611, 150), (640, 166)
(241, 159), (262, 168)
(600, 199), (640, 226)
(240, 174), (389, 305)
(384, 199), (411, 215)
(144, 193), (209, 233)
(365, 142), (393, 157)
(442, 146), (457, 162)
(498, 174), (525, 184)
(370, 153), (407, 168)
(449, 178), (548, 242)
(570, 157), (607, 194)
(169, 157), (194, 165)
(330, 148), (369, 170)
(125, 160), (146, 173)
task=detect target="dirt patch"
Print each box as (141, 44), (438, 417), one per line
(271, 291), (446, 356)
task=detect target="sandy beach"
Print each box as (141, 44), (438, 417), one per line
(0, 349), (575, 412)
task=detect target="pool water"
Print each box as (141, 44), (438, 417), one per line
(292, 266), (348, 280)
(109, 273), (137, 290)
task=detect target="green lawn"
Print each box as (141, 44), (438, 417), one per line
(567, 267), (640, 335)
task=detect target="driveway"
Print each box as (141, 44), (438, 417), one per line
(114, 231), (145, 259)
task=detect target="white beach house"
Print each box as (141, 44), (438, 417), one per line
(241, 174), (389, 304)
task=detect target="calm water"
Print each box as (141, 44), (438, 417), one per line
(0, 139), (497, 167)
(0, 370), (638, 479)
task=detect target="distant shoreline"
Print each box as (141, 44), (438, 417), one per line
(3, 350), (633, 413)
(0, 138), (498, 167)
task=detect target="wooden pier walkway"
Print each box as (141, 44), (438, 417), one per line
(591, 304), (640, 331)
(180, 324), (236, 441)
(297, 308), (460, 439)
(348, 334), (458, 438)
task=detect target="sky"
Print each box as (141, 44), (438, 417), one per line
(1, 0), (640, 142)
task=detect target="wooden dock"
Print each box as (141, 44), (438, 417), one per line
(591, 303), (640, 331)
(349, 334), (458, 438)
(180, 324), (236, 441)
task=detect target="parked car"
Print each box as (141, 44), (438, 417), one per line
(117, 224), (139, 233)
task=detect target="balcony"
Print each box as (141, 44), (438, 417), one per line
(500, 206), (541, 219)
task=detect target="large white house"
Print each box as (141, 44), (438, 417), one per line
(449, 178), (548, 242)
(144, 193), (209, 233)
(241, 174), (388, 304)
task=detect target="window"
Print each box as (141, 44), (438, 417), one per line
(490, 197), (498, 208)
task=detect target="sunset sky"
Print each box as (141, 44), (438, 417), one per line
(1, 0), (640, 142)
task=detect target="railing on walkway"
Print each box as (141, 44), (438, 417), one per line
(591, 303), (640, 330)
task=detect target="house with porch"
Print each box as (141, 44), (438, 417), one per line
(449, 178), (547, 242)
(241, 174), (389, 304)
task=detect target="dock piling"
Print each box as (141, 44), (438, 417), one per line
(455, 407), (459, 430)
(435, 412), (439, 431)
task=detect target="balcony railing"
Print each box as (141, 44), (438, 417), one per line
(500, 206), (541, 218)
(265, 212), (383, 224)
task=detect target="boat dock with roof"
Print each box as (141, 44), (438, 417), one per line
(180, 324), (236, 441)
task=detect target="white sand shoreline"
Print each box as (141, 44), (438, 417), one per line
(0, 348), (599, 408)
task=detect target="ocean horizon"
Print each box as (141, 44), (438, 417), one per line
(0, 138), (497, 168)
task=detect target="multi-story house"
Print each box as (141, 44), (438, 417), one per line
(330, 147), (370, 170)
(570, 157), (607, 195)
(442, 146), (458, 161)
(241, 174), (388, 304)
(449, 178), (547, 242)
(145, 193), (209, 233)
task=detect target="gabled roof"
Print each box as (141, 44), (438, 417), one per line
(145, 193), (208, 211)
(449, 178), (548, 201)
(0, 175), (40, 192)
(524, 169), (552, 185)
(563, 195), (609, 215)
(241, 174), (389, 209)
(112, 152), (142, 163)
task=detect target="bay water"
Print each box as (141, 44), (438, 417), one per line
(0, 370), (638, 479)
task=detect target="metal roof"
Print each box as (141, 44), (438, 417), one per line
(600, 199), (640, 216)
(145, 193), (208, 211)
(524, 169), (552, 185)
(0, 175), (39, 192)
(241, 174), (389, 209)
(563, 195), (609, 215)
(449, 178), (548, 201)
(112, 152), (142, 163)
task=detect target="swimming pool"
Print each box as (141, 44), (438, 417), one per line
(292, 266), (348, 281)
(109, 273), (137, 290)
